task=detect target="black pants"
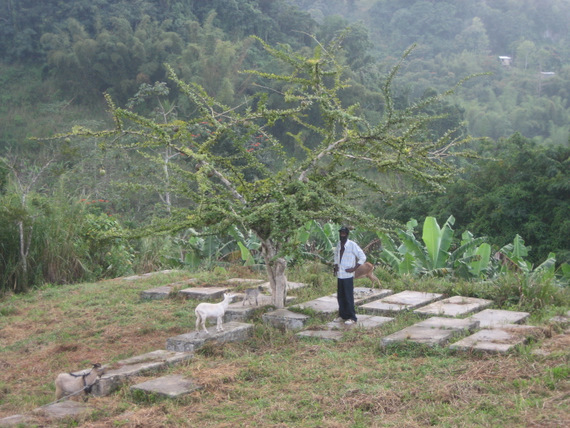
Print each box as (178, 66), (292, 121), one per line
(337, 277), (357, 321)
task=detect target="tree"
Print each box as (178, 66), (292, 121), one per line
(58, 35), (473, 308)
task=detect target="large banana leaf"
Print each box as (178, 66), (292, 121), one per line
(470, 243), (491, 277)
(397, 228), (428, 268)
(422, 215), (454, 269)
(237, 241), (255, 266)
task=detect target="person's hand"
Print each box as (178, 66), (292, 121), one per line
(345, 267), (355, 273)
(333, 265), (338, 275)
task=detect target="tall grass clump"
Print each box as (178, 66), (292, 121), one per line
(0, 179), (136, 294)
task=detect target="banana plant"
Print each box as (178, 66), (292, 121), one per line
(228, 226), (262, 266)
(495, 235), (567, 284)
(378, 216), (492, 278)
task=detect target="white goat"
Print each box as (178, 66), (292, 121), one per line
(195, 293), (235, 333)
(354, 262), (381, 288)
(55, 363), (105, 401)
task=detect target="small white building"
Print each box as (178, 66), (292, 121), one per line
(498, 56), (512, 66)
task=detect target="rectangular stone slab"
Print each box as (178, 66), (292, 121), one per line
(225, 295), (296, 322)
(131, 375), (202, 398)
(292, 295), (339, 314)
(166, 322), (253, 352)
(414, 296), (493, 317)
(253, 281), (308, 291)
(297, 314), (394, 341)
(449, 326), (534, 353)
(122, 269), (179, 281)
(226, 278), (265, 285)
(93, 350), (193, 396)
(291, 289), (393, 315)
(178, 287), (229, 300)
(381, 317), (479, 347)
(468, 309), (530, 328)
(140, 285), (173, 300)
(361, 291), (443, 316)
(33, 401), (92, 420)
(262, 309), (310, 330)
(297, 329), (345, 341)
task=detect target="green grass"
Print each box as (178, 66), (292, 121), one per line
(0, 266), (568, 427)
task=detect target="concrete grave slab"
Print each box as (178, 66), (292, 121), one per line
(292, 289), (393, 315)
(361, 290), (443, 316)
(262, 309), (310, 330)
(131, 374), (202, 398)
(354, 287), (393, 304)
(296, 329), (346, 341)
(122, 270), (179, 281)
(449, 324), (543, 354)
(253, 281), (308, 292)
(414, 296), (493, 317)
(178, 286), (229, 300)
(224, 295), (296, 322)
(226, 278), (265, 285)
(94, 350), (193, 396)
(0, 414), (35, 426)
(297, 314), (394, 342)
(468, 309), (530, 328)
(140, 285), (173, 300)
(549, 310), (570, 326)
(292, 295), (339, 314)
(287, 281), (308, 290)
(166, 322), (254, 352)
(381, 317), (479, 347)
(33, 400), (92, 420)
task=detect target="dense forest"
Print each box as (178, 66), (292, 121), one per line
(0, 0), (568, 292)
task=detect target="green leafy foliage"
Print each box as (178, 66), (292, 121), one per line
(378, 216), (492, 279)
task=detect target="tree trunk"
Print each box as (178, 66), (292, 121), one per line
(260, 238), (288, 308)
(17, 219), (31, 291)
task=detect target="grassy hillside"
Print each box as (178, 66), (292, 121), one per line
(0, 268), (568, 427)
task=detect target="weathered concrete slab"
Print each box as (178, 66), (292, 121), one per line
(296, 329), (345, 341)
(549, 310), (570, 326)
(291, 289), (393, 315)
(226, 278), (265, 285)
(33, 400), (92, 420)
(178, 286), (230, 300)
(414, 296), (493, 317)
(0, 414), (34, 426)
(224, 295), (296, 322)
(297, 314), (394, 341)
(449, 324), (543, 353)
(122, 269), (179, 281)
(381, 317), (479, 347)
(292, 295), (339, 314)
(141, 285), (173, 300)
(468, 309), (530, 328)
(166, 322), (254, 352)
(94, 349), (193, 396)
(287, 281), (308, 290)
(131, 374), (202, 398)
(361, 291), (443, 316)
(262, 309), (310, 330)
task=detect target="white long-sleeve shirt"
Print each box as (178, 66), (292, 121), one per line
(334, 239), (366, 279)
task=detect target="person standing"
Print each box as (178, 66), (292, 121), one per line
(333, 226), (366, 325)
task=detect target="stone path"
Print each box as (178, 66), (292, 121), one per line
(2, 277), (566, 426)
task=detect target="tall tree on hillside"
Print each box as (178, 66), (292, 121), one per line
(57, 35), (474, 307)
